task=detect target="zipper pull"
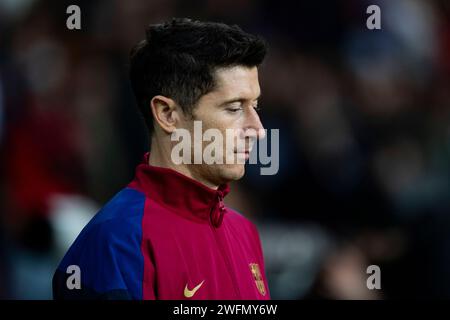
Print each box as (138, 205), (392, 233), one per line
(210, 192), (226, 228)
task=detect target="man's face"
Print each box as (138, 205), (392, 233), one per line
(181, 65), (265, 187)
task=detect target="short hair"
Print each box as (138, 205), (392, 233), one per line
(129, 18), (267, 136)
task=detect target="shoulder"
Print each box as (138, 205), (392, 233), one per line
(58, 187), (147, 269)
(83, 188), (145, 238)
(225, 207), (260, 235)
(54, 188), (147, 299)
(89, 187), (146, 226)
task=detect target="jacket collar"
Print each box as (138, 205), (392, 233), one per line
(128, 153), (230, 228)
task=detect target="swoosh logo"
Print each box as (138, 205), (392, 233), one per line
(184, 280), (204, 298)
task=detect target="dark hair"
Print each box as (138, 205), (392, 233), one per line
(129, 18), (267, 136)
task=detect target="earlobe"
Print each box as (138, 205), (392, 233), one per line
(150, 95), (179, 134)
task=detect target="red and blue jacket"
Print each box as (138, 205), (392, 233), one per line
(53, 153), (270, 300)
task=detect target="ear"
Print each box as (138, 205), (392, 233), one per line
(150, 95), (182, 134)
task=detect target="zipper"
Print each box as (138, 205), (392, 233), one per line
(210, 192), (226, 227)
(209, 191), (242, 298)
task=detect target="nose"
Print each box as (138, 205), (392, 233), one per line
(244, 107), (266, 140)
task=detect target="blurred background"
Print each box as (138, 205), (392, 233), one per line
(0, 0), (449, 299)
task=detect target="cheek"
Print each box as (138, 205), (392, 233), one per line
(195, 103), (242, 131)
(201, 117), (239, 145)
(207, 116), (246, 142)
(202, 113), (235, 131)
(194, 110), (247, 156)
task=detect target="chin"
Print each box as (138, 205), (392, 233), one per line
(222, 164), (246, 181)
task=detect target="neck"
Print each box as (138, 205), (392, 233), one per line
(148, 140), (219, 190)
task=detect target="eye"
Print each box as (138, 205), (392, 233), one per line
(226, 107), (243, 113)
(253, 105), (261, 112)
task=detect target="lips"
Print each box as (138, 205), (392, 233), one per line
(233, 141), (254, 160)
(234, 150), (250, 160)
(234, 145), (253, 154)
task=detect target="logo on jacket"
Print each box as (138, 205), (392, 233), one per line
(249, 263), (266, 296)
(184, 280), (204, 298)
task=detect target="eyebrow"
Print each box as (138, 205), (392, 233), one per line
(218, 93), (261, 107)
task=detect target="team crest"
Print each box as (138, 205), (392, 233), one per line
(249, 263), (266, 296)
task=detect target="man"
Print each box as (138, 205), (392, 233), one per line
(53, 18), (270, 300)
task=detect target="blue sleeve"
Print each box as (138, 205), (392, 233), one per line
(53, 189), (146, 300)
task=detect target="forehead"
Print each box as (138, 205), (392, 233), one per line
(211, 65), (260, 100)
